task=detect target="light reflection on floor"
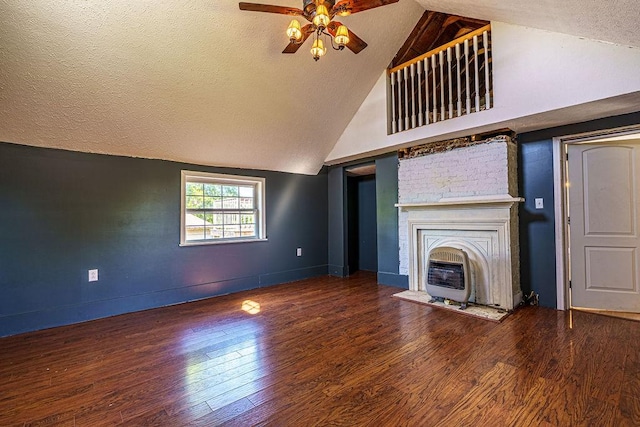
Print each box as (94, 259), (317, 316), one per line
(178, 306), (266, 415)
(241, 300), (261, 314)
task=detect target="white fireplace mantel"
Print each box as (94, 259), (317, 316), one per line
(395, 195), (524, 210)
(396, 194), (524, 310)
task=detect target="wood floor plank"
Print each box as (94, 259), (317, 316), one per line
(617, 393), (640, 426)
(1, 272), (639, 426)
(507, 376), (576, 426)
(187, 397), (255, 426)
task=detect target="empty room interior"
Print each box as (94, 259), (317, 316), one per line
(1, 0), (640, 425)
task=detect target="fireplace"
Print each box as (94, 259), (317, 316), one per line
(396, 135), (523, 311)
(397, 195), (523, 310)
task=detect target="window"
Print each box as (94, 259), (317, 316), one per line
(180, 171), (266, 245)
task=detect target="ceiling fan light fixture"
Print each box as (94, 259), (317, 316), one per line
(312, 4), (330, 28)
(334, 25), (350, 47)
(310, 38), (326, 61)
(239, 0), (386, 59)
(286, 19), (302, 42)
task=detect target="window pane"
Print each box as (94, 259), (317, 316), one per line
(239, 186), (254, 197)
(204, 197), (215, 209)
(185, 226), (205, 240)
(205, 226), (220, 239)
(241, 224), (255, 236)
(186, 196), (203, 209)
(223, 197), (239, 209)
(213, 197), (222, 209)
(224, 224), (241, 238)
(204, 213), (214, 225)
(212, 213), (223, 225)
(186, 183), (203, 196)
(185, 213), (205, 226)
(239, 197), (254, 209)
(241, 213), (255, 224)
(204, 184), (221, 197)
(210, 226), (223, 239)
(224, 213), (240, 224)
(223, 186), (239, 197)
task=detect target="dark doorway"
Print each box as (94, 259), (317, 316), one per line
(347, 171), (378, 274)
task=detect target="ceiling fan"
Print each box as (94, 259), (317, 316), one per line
(238, 0), (399, 60)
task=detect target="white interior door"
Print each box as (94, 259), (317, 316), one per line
(568, 141), (640, 312)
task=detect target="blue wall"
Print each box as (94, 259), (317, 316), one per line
(346, 175), (378, 273)
(356, 176), (378, 272)
(0, 143), (328, 337)
(375, 154), (406, 288)
(518, 138), (556, 307)
(328, 166), (347, 276)
(327, 153), (407, 287)
(519, 111), (640, 308)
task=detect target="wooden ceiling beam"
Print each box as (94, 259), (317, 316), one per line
(391, 11), (489, 68)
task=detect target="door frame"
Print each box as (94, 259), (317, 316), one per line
(553, 124), (640, 310)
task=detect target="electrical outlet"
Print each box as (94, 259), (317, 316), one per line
(88, 269), (99, 282)
(296, 248), (302, 257)
(535, 198), (544, 209)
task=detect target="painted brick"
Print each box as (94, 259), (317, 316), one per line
(398, 139), (518, 274)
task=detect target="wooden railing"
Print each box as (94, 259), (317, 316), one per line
(388, 24), (492, 134)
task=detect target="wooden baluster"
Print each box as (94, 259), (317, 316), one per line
(484, 30), (491, 110)
(439, 51), (445, 121)
(417, 60), (423, 127)
(431, 55), (437, 122)
(447, 47), (453, 119)
(397, 70), (404, 132)
(410, 63), (416, 129)
(474, 35), (480, 113)
(424, 58), (430, 125)
(390, 72), (397, 134)
(455, 43), (462, 117)
(404, 67), (410, 131)
(464, 39), (471, 115)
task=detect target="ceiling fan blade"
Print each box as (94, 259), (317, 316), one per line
(327, 21), (368, 54)
(239, 2), (305, 16)
(282, 24), (315, 54)
(332, 0), (399, 15)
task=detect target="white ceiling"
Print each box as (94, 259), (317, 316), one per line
(1, 1), (639, 175)
(415, 0), (640, 49)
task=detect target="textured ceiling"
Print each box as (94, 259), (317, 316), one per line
(1, 1), (639, 175)
(415, 0), (640, 48)
(0, 0), (423, 175)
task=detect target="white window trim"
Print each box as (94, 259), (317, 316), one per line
(180, 170), (267, 246)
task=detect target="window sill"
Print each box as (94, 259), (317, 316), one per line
(179, 238), (268, 247)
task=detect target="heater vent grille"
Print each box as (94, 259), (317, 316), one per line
(426, 246), (471, 306)
(430, 250), (464, 264)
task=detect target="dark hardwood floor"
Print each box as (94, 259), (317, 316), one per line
(1, 273), (639, 426)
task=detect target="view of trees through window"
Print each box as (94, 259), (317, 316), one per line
(185, 182), (256, 241)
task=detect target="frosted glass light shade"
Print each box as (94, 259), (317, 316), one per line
(312, 4), (330, 28)
(286, 19), (302, 42)
(310, 38), (326, 60)
(334, 25), (350, 47)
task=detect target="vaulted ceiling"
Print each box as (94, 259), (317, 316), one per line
(415, 0), (640, 49)
(1, 1), (639, 175)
